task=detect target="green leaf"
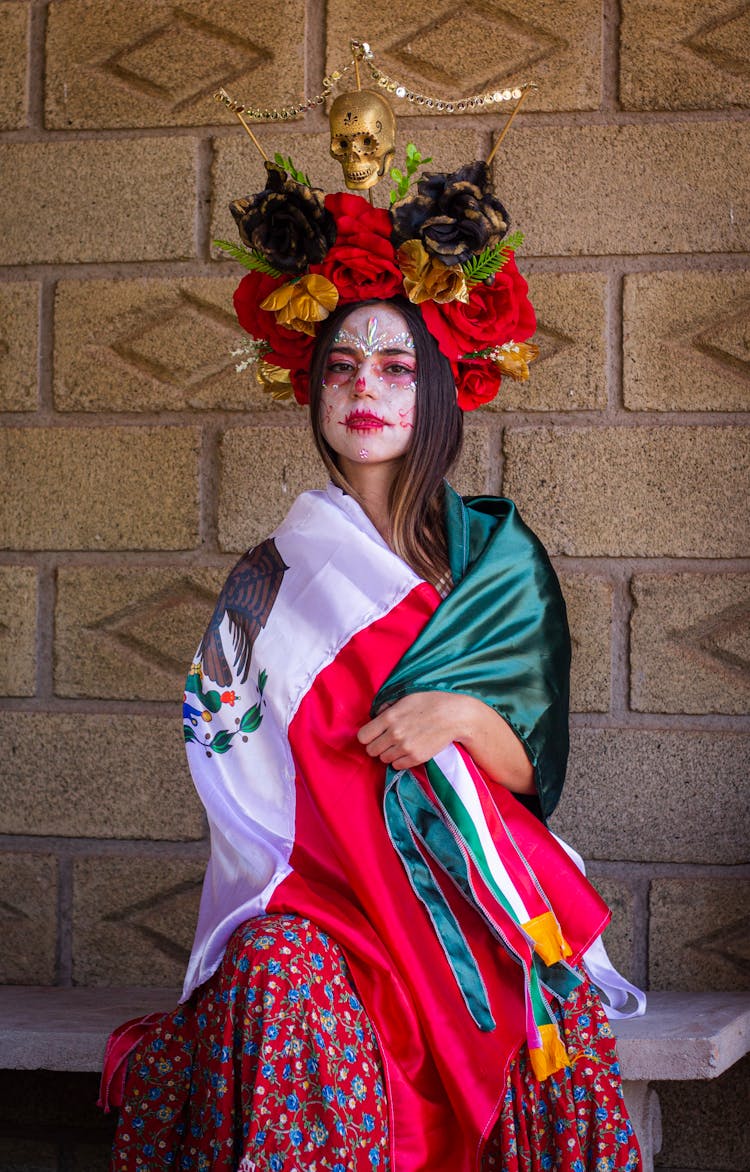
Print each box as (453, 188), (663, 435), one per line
(183, 725), (199, 744)
(210, 730), (235, 754)
(213, 239), (283, 277)
(499, 230), (525, 254)
(184, 672), (202, 696)
(239, 704), (262, 734)
(202, 688), (221, 714)
(462, 232), (525, 286)
(387, 143), (431, 205)
(257, 669), (268, 695)
(272, 153), (311, 186)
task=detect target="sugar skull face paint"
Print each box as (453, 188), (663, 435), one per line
(320, 304), (417, 470)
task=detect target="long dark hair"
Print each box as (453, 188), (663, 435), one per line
(308, 297), (463, 585)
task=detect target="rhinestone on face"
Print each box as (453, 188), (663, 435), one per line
(512, 87), (522, 99)
(493, 91), (503, 103)
(396, 86), (407, 97)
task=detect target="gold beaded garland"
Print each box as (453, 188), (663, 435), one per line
(214, 41), (531, 124)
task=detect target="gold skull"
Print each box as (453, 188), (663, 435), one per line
(329, 90), (396, 190)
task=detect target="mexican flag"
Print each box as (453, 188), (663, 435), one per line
(182, 483), (610, 1171)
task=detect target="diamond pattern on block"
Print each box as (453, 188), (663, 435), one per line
(98, 9), (271, 110)
(689, 302), (750, 382)
(681, 4), (750, 81)
(86, 578), (219, 681)
(103, 878), (203, 966)
(531, 320), (577, 367)
(109, 292), (240, 391)
(688, 912), (750, 976)
(0, 897), (27, 923)
(672, 599), (750, 683)
(384, 2), (564, 92)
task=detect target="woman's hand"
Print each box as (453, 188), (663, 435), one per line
(357, 691), (535, 794)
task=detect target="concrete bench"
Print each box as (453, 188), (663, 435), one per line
(1, 987), (748, 1172)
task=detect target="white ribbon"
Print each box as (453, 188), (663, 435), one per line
(553, 835), (647, 1020)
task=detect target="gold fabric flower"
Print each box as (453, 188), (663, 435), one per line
(260, 274), (339, 335)
(255, 360), (295, 401)
(397, 240), (470, 305)
(491, 341), (540, 382)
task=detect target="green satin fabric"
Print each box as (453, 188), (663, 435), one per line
(375, 485), (570, 820)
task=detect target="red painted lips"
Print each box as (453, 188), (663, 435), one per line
(342, 411), (390, 430)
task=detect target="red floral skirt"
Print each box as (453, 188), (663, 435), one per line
(110, 915), (640, 1171)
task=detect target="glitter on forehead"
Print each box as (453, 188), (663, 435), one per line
(332, 316), (415, 357)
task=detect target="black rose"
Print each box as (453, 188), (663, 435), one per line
(230, 163), (336, 275)
(391, 161), (508, 268)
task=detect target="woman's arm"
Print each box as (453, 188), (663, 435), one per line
(357, 691), (535, 794)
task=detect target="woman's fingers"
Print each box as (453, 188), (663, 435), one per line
(357, 693), (458, 766)
(358, 691), (535, 793)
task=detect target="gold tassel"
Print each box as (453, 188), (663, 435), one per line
(528, 1023), (570, 1081)
(522, 911), (572, 966)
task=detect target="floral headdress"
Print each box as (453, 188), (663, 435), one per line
(216, 48), (539, 411)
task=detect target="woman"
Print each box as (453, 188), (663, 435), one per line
(105, 160), (641, 1172)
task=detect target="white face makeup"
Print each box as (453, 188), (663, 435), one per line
(320, 304), (417, 474)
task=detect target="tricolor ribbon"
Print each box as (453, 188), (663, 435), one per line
(384, 746), (583, 1081)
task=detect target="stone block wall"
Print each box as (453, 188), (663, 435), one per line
(0, 1), (748, 1168)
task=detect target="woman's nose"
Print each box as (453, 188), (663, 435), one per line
(352, 361), (378, 397)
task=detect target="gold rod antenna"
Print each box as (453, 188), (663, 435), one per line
(214, 89), (269, 161)
(351, 39), (366, 91)
(486, 85), (534, 167)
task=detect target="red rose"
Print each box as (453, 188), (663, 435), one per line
(455, 360), (502, 411)
(325, 193), (393, 246)
(310, 193), (405, 305)
(290, 367), (311, 406)
(313, 245), (404, 305)
(420, 252), (536, 364)
(233, 271), (315, 371)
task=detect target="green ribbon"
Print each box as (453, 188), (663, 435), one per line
(383, 766), (495, 1032)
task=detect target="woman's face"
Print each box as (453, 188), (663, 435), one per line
(319, 304), (417, 473)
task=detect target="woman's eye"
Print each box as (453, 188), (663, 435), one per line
(384, 363), (415, 376)
(327, 361), (355, 374)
